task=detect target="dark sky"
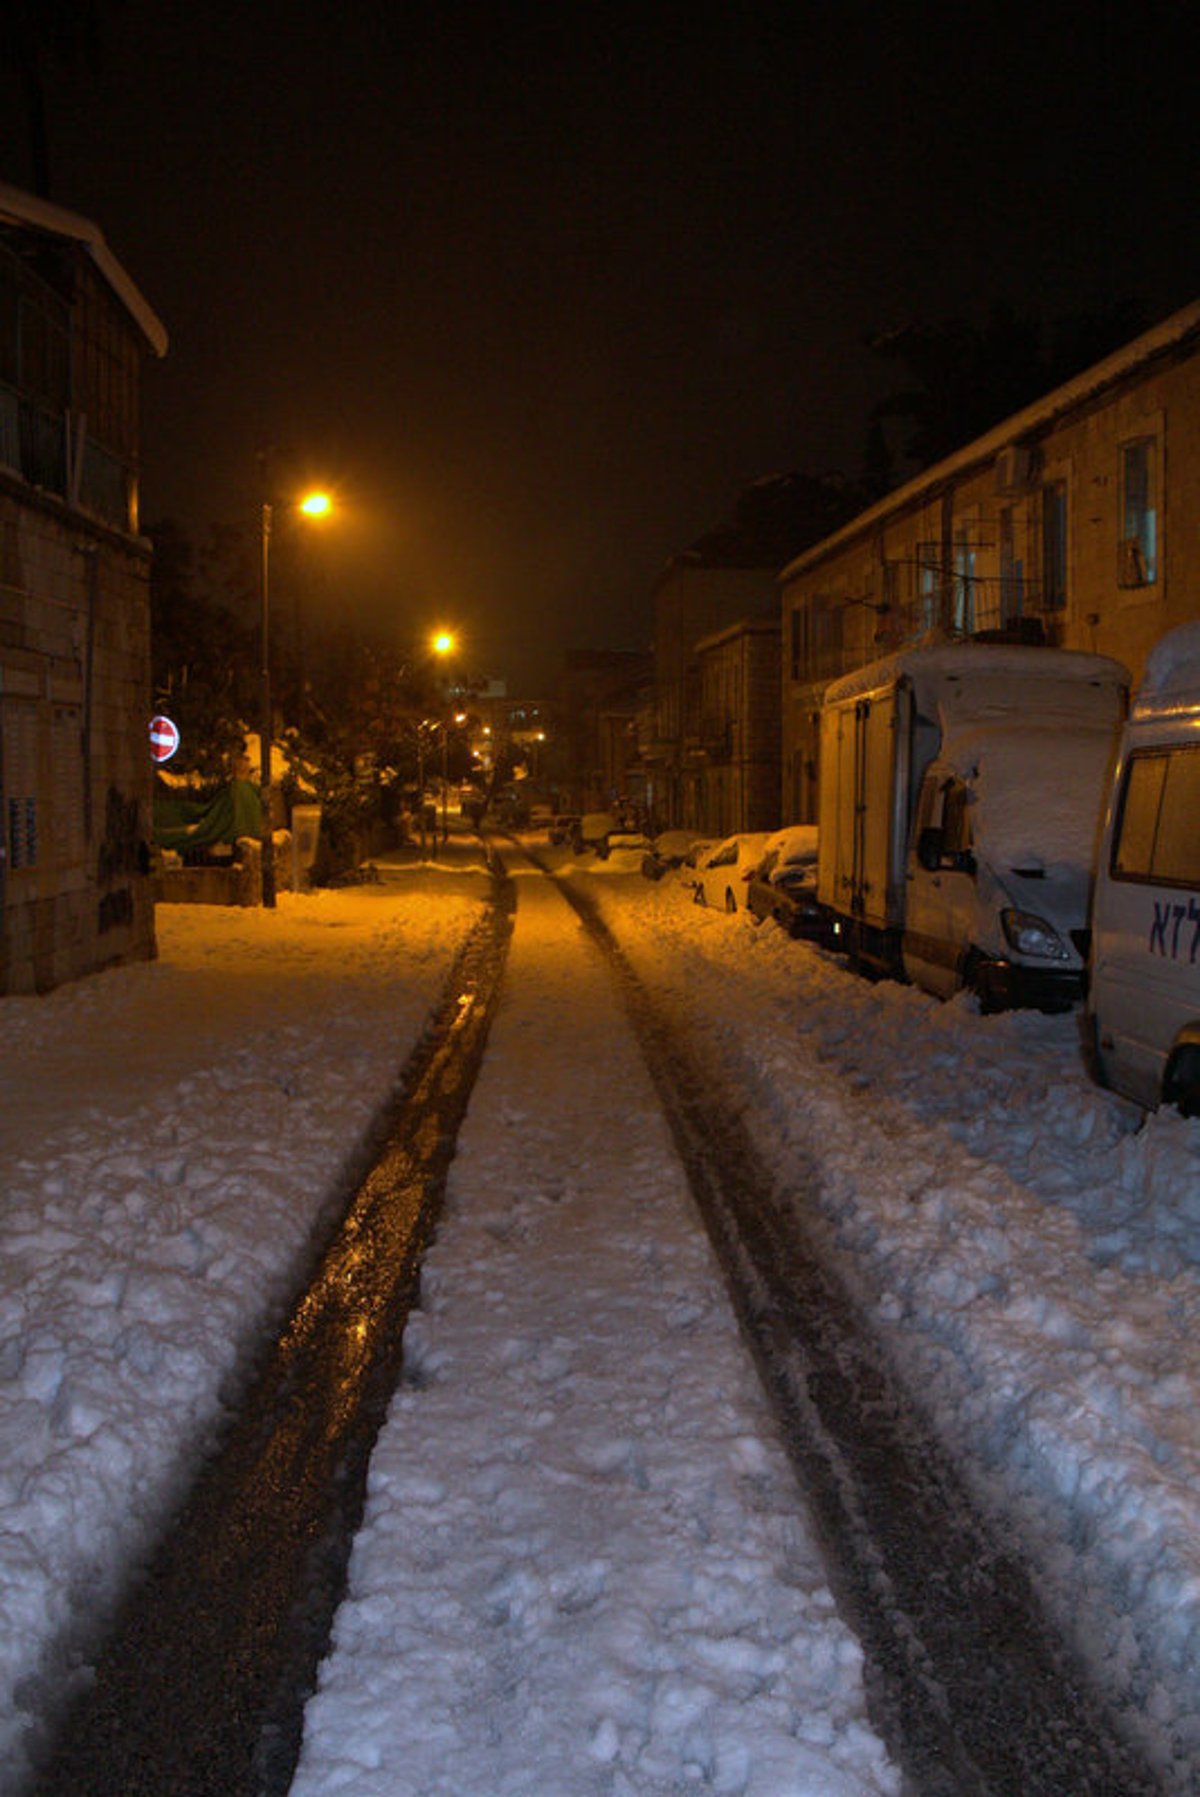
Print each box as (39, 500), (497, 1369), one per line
(5, 1), (1199, 688)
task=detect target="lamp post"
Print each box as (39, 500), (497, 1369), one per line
(432, 630), (457, 846)
(258, 482), (332, 907)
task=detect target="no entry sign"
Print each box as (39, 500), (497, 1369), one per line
(149, 715), (180, 763)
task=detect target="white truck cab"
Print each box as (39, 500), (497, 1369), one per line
(1089, 621), (1200, 1112)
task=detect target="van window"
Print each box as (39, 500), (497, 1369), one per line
(942, 780), (972, 855)
(1112, 747), (1200, 886)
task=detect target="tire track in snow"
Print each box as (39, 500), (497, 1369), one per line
(31, 862), (515, 1797)
(552, 862), (1162, 1797)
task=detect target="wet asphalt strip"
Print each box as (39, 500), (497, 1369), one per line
(553, 869), (1165, 1797)
(31, 863), (515, 1797)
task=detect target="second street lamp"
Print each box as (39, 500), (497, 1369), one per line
(431, 630), (458, 845)
(259, 484), (333, 907)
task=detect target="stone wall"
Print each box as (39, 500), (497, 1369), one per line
(1, 481), (156, 993)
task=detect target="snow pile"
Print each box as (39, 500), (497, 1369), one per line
(0, 874), (487, 1787)
(587, 868), (1200, 1787)
(292, 876), (899, 1796)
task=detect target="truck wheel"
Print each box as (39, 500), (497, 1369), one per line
(1165, 1045), (1200, 1118)
(964, 952), (1001, 1015)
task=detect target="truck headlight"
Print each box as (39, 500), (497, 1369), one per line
(1000, 908), (1069, 960)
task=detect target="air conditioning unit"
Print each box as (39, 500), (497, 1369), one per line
(994, 445), (1033, 493)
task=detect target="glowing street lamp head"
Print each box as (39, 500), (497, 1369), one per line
(432, 630), (456, 656)
(299, 490), (332, 518)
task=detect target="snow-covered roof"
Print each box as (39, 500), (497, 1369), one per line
(781, 299), (1200, 585)
(0, 182), (167, 357)
(824, 641), (1129, 712)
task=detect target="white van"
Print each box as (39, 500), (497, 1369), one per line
(1089, 622), (1200, 1113)
(818, 643), (1129, 1010)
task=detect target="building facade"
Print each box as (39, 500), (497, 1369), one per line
(555, 649), (652, 817)
(1, 184), (166, 992)
(780, 302), (1200, 823)
(642, 554), (781, 830)
(688, 615), (781, 837)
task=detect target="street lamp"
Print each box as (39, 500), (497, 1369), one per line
(432, 630), (457, 845)
(259, 482), (333, 907)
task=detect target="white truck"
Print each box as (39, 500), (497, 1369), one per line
(817, 642), (1129, 1010)
(1088, 621), (1200, 1112)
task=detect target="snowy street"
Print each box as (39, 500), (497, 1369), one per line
(2, 840), (1199, 1791)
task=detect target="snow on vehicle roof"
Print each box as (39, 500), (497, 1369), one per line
(762, 824), (819, 863)
(1132, 620), (1200, 717)
(824, 643), (1129, 716)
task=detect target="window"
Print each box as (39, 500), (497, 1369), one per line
(953, 527), (977, 634)
(1042, 481), (1067, 610)
(998, 507), (1024, 622)
(1119, 438), (1158, 586)
(1112, 748), (1200, 886)
(788, 601), (845, 684)
(941, 779), (973, 856)
(917, 543), (940, 631)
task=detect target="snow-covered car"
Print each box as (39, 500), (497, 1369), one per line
(600, 830), (652, 870)
(571, 812), (617, 854)
(549, 814), (581, 845)
(692, 832), (774, 912)
(745, 826), (830, 941)
(640, 830), (698, 880)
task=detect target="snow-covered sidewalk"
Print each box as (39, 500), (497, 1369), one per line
(290, 872), (899, 1796)
(0, 869), (488, 1789)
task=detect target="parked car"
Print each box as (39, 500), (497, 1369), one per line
(745, 826), (829, 941)
(571, 812), (617, 854)
(596, 830), (652, 871)
(692, 832), (774, 912)
(1089, 621), (1200, 1113)
(548, 814), (581, 845)
(641, 829), (700, 880)
(681, 837), (717, 875)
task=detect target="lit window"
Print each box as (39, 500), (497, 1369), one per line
(1119, 438), (1157, 586)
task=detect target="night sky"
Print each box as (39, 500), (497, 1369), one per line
(4, 2), (1199, 688)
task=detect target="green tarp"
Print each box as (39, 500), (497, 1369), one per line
(154, 780), (263, 852)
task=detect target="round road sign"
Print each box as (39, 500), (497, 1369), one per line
(150, 715), (181, 763)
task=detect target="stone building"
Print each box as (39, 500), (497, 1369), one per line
(780, 301), (1200, 823)
(1, 184), (167, 992)
(641, 554), (780, 831)
(555, 649), (652, 816)
(689, 614), (781, 837)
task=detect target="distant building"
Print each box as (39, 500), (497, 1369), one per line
(642, 555), (780, 830)
(1, 183), (166, 992)
(556, 649), (652, 816)
(780, 300), (1200, 822)
(690, 614), (781, 837)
